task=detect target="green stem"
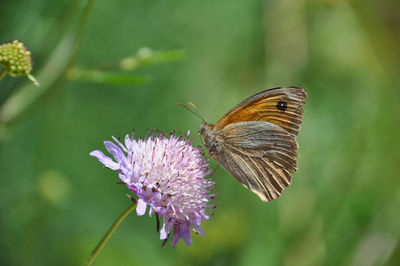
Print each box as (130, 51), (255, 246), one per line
(0, 67), (7, 80)
(27, 74), (40, 87)
(85, 202), (137, 266)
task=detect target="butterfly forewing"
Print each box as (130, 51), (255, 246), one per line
(213, 86), (307, 136)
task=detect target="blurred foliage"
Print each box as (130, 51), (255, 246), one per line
(1, 0), (400, 265)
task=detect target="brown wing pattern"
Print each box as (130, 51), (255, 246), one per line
(223, 150), (293, 201)
(218, 121), (299, 202)
(213, 86), (307, 136)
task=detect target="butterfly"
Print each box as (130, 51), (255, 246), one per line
(198, 86), (307, 202)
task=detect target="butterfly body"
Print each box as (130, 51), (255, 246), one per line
(199, 86), (307, 202)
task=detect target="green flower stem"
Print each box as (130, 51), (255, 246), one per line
(0, 0), (96, 125)
(27, 74), (40, 87)
(0, 67), (7, 80)
(85, 202), (137, 266)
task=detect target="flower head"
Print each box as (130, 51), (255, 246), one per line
(90, 130), (215, 247)
(0, 40), (32, 76)
(0, 40), (39, 86)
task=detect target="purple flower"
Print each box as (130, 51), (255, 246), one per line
(90, 130), (215, 247)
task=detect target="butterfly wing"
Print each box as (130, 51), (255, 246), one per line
(214, 121), (299, 202)
(213, 86), (307, 136)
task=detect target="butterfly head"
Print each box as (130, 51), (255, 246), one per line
(199, 122), (222, 156)
(199, 121), (212, 136)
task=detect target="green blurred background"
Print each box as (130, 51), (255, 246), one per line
(1, 0), (400, 265)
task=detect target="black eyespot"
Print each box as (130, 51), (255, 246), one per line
(276, 101), (287, 111)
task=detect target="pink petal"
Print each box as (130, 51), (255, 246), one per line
(182, 222), (191, 246)
(136, 199), (147, 216)
(192, 223), (205, 237)
(171, 224), (181, 248)
(104, 141), (125, 162)
(160, 223), (167, 239)
(89, 150), (119, 170)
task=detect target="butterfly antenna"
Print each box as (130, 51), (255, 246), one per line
(213, 164), (220, 173)
(176, 102), (206, 122)
(189, 132), (201, 142)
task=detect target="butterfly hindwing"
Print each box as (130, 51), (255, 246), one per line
(217, 121), (298, 202)
(213, 86), (307, 136)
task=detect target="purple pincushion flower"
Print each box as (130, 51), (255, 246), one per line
(90, 130), (215, 247)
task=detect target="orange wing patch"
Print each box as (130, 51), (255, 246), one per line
(213, 86), (307, 136)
